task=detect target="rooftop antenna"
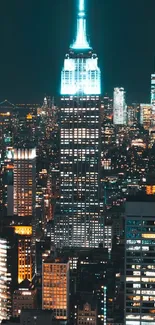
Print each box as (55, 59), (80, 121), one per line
(71, 0), (91, 50)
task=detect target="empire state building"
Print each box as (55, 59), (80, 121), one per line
(55, 0), (103, 247)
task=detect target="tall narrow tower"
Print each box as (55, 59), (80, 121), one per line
(113, 87), (127, 125)
(13, 148), (36, 217)
(55, 0), (103, 247)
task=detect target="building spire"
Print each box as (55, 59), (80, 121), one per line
(79, 0), (84, 12)
(71, 0), (91, 50)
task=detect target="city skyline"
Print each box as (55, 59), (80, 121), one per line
(0, 0), (155, 103)
(1, 0), (155, 323)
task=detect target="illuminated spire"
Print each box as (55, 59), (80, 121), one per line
(71, 0), (91, 50)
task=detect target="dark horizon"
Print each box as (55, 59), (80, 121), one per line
(0, 0), (154, 103)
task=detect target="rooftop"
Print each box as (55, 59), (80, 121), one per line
(44, 255), (69, 264)
(126, 194), (155, 202)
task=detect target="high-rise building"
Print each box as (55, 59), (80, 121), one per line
(3, 148), (14, 216)
(55, 0), (103, 248)
(42, 256), (69, 320)
(13, 279), (37, 317)
(113, 88), (127, 125)
(125, 195), (155, 325)
(13, 148), (36, 217)
(101, 95), (113, 121)
(140, 104), (152, 130)
(0, 229), (18, 322)
(127, 103), (140, 125)
(0, 101), (14, 216)
(13, 225), (33, 284)
(103, 224), (112, 253)
(0, 100), (14, 155)
(151, 74), (155, 127)
(0, 166), (3, 214)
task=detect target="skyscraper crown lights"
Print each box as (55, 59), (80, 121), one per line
(61, 0), (101, 96)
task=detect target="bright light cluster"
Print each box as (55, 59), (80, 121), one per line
(61, 55), (101, 95)
(60, 0), (101, 95)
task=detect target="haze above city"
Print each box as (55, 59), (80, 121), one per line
(0, 0), (155, 103)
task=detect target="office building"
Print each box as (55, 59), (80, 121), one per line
(13, 279), (37, 318)
(13, 148), (36, 217)
(125, 195), (155, 325)
(42, 256), (69, 320)
(55, 0), (103, 248)
(104, 224), (112, 253)
(101, 95), (113, 121)
(113, 88), (127, 125)
(0, 166), (3, 213)
(0, 100), (14, 153)
(0, 101), (14, 216)
(127, 104), (139, 125)
(77, 300), (97, 325)
(0, 229), (18, 322)
(13, 225), (33, 284)
(3, 148), (14, 216)
(140, 104), (152, 130)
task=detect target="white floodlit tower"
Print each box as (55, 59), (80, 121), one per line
(113, 87), (127, 125)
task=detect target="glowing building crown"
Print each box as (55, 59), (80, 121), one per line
(71, 0), (91, 50)
(61, 0), (101, 95)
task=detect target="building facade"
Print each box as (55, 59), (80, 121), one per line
(77, 302), (97, 325)
(13, 225), (33, 284)
(151, 74), (155, 105)
(13, 148), (36, 217)
(42, 256), (69, 320)
(140, 104), (152, 130)
(0, 229), (18, 322)
(55, 0), (103, 248)
(125, 196), (155, 325)
(12, 279), (37, 317)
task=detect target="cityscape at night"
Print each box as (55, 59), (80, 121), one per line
(0, 0), (155, 324)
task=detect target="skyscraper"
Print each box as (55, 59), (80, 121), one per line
(55, 0), (103, 247)
(0, 229), (18, 322)
(13, 225), (33, 283)
(13, 148), (36, 284)
(140, 104), (152, 130)
(13, 148), (36, 217)
(42, 256), (69, 320)
(125, 196), (155, 325)
(113, 87), (127, 125)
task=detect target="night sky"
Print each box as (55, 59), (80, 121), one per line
(0, 0), (155, 103)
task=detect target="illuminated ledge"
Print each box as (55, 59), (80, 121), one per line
(13, 225), (32, 236)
